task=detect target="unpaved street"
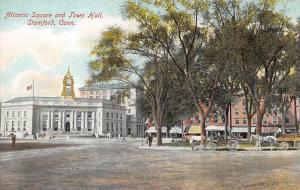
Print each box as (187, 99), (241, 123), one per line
(0, 138), (299, 190)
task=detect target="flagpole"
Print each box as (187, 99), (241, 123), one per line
(32, 80), (35, 102)
(32, 80), (35, 138)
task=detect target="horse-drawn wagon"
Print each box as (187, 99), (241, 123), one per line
(192, 135), (240, 151)
(276, 133), (300, 150)
(250, 133), (300, 151)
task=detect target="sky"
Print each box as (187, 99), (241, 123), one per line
(0, 0), (299, 102)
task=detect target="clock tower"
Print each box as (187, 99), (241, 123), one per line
(61, 67), (75, 99)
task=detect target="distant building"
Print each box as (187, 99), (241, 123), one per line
(79, 80), (146, 137)
(183, 96), (300, 138)
(0, 68), (126, 138)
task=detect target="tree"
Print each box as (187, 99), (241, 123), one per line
(88, 27), (174, 145)
(124, 0), (234, 144)
(272, 68), (300, 133)
(236, 0), (299, 135)
(211, 0), (300, 135)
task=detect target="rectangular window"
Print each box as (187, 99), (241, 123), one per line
(242, 101), (246, 106)
(12, 121), (15, 131)
(111, 122), (114, 131)
(66, 112), (70, 118)
(7, 111), (9, 117)
(111, 113), (114, 118)
(23, 121), (27, 130)
(107, 112), (109, 118)
(273, 117), (278, 124)
(12, 111), (15, 117)
(107, 122), (109, 131)
(77, 112), (82, 119)
(243, 119), (247, 124)
(24, 111), (27, 117)
(116, 113), (118, 119)
(18, 111), (21, 117)
(116, 123), (118, 131)
(235, 110), (239, 115)
(120, 114), (122, 119)
(88, 112), (92, 118)
(253, 118), (257, 124)
(18, 121), (21, 130)
(42, 112), (48, 120)
(235, 119), (239, 125)
(6, 121), (9, 131)
(77, 122), (81, 131)
(42, 121), (47, 131)
(120, 123), (123, 131)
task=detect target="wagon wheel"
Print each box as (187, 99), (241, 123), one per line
(279, 142), (289, 151)
(295, 142), (300, 150)
(226, 140), (240, 151)
(206, 141), (217, 151)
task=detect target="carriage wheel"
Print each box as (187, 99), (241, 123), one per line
(206, 142), (217, 151)
(279, 142), (289, 151)
(295, 142), (300, 150)
(227, 140), (239, 151)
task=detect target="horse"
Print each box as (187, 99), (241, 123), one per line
(250, 134), (277, 151)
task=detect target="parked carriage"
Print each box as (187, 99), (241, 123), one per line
(192, 135), (240, 151)
(251, 133), (300, 151)
(275, 133), (300, 150)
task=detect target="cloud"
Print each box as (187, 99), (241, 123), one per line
(0, 70), (64, 102)
(0, 16), (137, 70)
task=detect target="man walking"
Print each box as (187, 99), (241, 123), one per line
(11, 133), (16, 150)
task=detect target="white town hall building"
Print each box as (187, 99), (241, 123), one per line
(0, 68), (126, 138)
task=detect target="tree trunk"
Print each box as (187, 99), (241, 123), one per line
(256, 111), (264, 135)
(282, 111), (287, 135)
(293, 96), (298, 132)
(247, 117), (252, 141)
(200, 118), (206, 145)
(224, 103), (230, 139)
(156, 124), (162, 146)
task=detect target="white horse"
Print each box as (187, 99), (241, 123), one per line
(250, 134), (277, 151)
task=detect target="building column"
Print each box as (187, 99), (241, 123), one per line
(92, 112), (95, 133)
(81, 112), (84, 133)
(50, 111), (54, 130)
(47, 111), (50, 130)
(58, 110), (61, 130)
(70, 111), (74, 131)
(74, 111), (77, 131)
(62, 111), (65, 131)
(85, 112), (88, 133)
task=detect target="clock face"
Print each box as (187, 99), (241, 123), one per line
(66, 79), (71, 85)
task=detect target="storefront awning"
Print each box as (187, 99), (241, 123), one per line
(206, 125), (225, 131)
(232, 127), (255, 133)
(169, 126), (182, 134)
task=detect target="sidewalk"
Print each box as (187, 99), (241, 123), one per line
(138, 145), (289, 151)
(138, 145), (191, 151)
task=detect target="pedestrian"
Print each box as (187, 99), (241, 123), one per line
(11, 133), (16, 150)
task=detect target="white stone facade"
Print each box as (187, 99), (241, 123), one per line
(0, 97), (126, 138)
(78, 81), (146, 137)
